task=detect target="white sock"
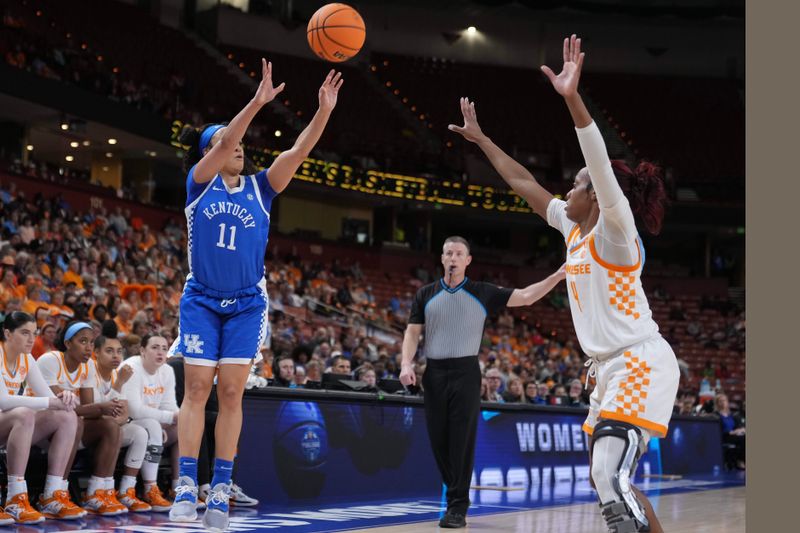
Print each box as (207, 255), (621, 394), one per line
(141, 461), (159, 485)
(7, 476), (26, 499)
(105, 477), (116, 491)
(61, 479), (69, 492)
(44, 475), (62, 498)
(119, 475), (137, 494)
(88, 476), (104, 496)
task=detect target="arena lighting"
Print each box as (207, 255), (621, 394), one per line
(82, 140), (90, 146)
(105, 152), (113, 158)
(107, 138), (117, 145)
(60, 123), (69, 131)
(274, 130), (282, 137)
(25, 145), (33, 151)
(466, 26), (477, 36)
(65, 155), (74, 162)
(69, 141), (79, 148)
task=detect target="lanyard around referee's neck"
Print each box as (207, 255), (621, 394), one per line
(440, 277), (468, 293)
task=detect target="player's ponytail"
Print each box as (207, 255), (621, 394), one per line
(179, 122), (217, 173)
(610, 159), (668, 235)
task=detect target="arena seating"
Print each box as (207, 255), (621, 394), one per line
(581, 73), (745, 187)
(1, 0), (289, 143)
(370, 53), (584, 167)
(221, 45), (429, 172)
(3, 1), (744, 203)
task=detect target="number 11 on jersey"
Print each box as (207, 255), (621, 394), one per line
(217, 223), (237, 251)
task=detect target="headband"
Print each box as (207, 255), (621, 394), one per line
(64, 322), (92, 342)
(198, 124), (225, 153)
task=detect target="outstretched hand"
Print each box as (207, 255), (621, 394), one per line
(541, 34), (585, 98)
(253, 58), (286, 106)
(319, 69), (344, 112)
(448, 97), (486, 143)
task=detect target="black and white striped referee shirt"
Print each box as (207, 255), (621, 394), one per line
(408, 278), (513, 360)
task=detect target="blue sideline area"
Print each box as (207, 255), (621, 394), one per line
(0, 389), (741, 531)
(0, 472), (744, 532)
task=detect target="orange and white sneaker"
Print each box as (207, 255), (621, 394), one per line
(4, 493), (46, 524)
(142, 484), (172, 512)
(0, 507), (16, 526)
(82, 489), (127, 516)
(119, 488), (152, 513)
(38, 490), (87, 520)
(105, 490), (129, 515)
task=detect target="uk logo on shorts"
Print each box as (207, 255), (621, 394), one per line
(183, 334), (205, 355)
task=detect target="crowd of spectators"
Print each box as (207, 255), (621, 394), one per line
(1, 3), (284, 150)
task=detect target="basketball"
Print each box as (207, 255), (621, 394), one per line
(307, 3), (366, 63)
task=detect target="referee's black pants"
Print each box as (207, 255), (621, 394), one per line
(422, 356), (481, 515)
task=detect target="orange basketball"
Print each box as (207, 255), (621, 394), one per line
(307, 3), (366, 63)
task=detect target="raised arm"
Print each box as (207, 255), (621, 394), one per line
(449, 97), (554, 218)
(507, 265), (566, 307)
(192, 58), (286, 184)
(267, 70), (343, 193)
(541, 35), (628, 215)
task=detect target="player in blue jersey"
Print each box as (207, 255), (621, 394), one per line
(168, 58), (343, 531)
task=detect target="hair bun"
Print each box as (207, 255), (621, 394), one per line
(178, 124), (200, 147)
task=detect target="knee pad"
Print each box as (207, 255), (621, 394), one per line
(591, 420), (649, 531)
(145, 444), (164, 464)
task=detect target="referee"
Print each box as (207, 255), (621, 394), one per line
(400, 236), (565, 528)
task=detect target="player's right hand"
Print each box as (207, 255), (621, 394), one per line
(253, 58), (286, 106)
(554, 263), (567, 281)
(399, 363), (416, 387)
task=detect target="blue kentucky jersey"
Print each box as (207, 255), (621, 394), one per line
(185, 166), (277, 295)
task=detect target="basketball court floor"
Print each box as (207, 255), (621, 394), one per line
(5, 471), (744, 532)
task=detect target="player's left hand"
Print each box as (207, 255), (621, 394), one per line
(540, 34), (585, 98)
(319, 70), (344, 112)
(57, 390), (79, 410)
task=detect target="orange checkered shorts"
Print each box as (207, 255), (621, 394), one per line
(582, 335), (680, 438)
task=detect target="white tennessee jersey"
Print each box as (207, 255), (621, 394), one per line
(89, 359), (119, 402)
(0, 347), (34, 396)
(36, 351), (96, 393)
(548, 200), (658, 360)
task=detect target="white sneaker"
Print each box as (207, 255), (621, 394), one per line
(169, 477), (198, 523)
(202, 483), (231, 532)
(229, 483), (259, 507)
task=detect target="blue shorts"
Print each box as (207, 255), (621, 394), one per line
(172, 277), (269, 367)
